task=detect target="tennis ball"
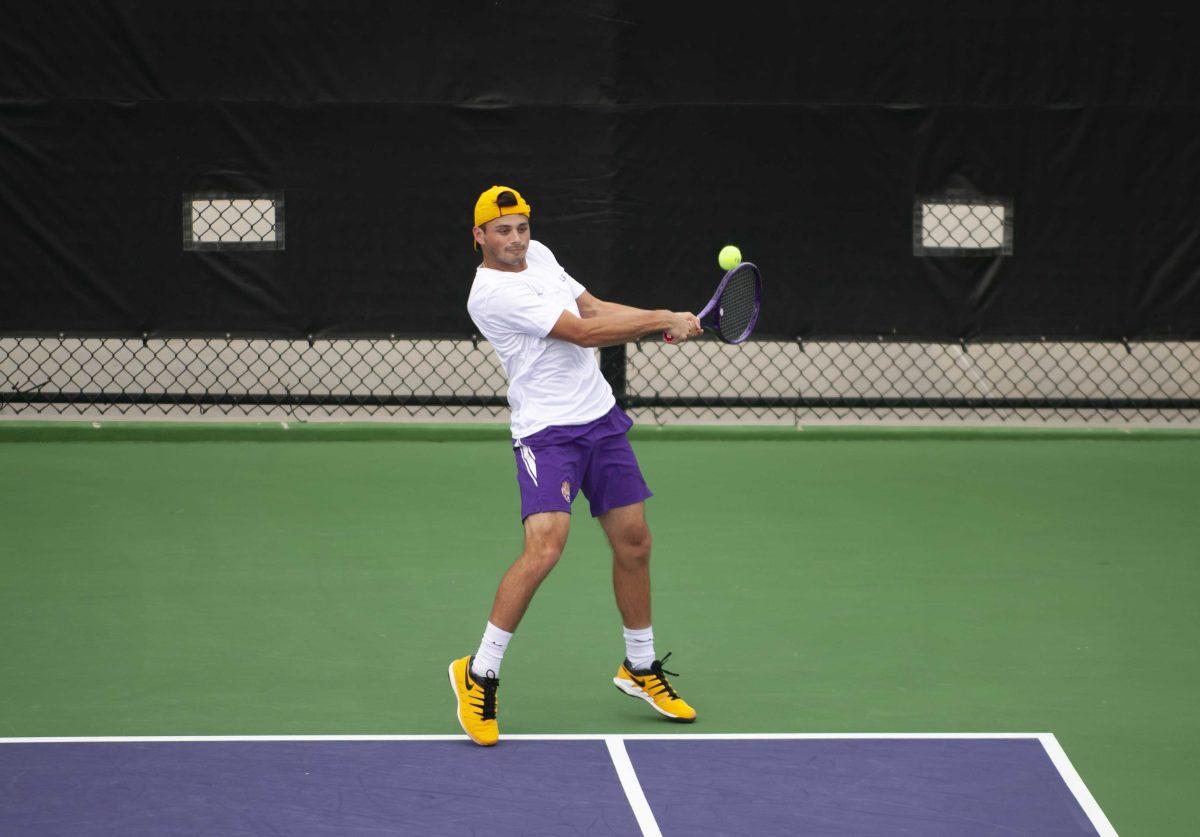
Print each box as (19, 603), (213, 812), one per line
(718, 244), (742, 270)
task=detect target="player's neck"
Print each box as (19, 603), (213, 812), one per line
(481, 254), (528, 273)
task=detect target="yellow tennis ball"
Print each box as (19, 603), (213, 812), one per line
(718, 244), (742, 270)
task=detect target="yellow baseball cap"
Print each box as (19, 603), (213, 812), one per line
(474, 185), (532, 228)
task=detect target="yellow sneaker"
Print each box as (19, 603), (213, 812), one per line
(448, 655), (500, 746)
(613, 652), (697, 723)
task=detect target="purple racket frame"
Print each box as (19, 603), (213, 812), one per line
(665, 261), (763, 345)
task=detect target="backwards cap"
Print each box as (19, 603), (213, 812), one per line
(474, 185), (532, 228)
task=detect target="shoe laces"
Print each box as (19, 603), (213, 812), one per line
(647, 652), (680, 701)
(470, 670), (500, 722)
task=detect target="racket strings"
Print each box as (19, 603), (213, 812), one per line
(716, 266), (759, 341)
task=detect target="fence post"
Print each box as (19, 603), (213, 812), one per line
(600, 344), (628, 408)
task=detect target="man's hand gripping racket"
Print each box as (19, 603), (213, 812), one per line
(664, 262), (763, 344)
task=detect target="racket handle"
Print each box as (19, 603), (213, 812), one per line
(663, 331), (674, 343)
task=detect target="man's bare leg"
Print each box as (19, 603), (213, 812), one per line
(599, 502), (653, 630)
(449, 511), (572, 746)
(601, 501), (697, 720)
(488, 511), (572, 632)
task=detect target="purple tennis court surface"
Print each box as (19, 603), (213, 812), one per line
(0, 735), (1108, 836)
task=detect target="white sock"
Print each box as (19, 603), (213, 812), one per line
(471, 621), (512, 679)
(623, 625), (656, 671)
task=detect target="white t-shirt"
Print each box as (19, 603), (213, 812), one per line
(467, 240), (615, 439)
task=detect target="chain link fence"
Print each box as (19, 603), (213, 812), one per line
(183, 194), (284, 251)
(10, 190), (1192, 426)
(915, 197), (1013, 255)
(3, 335), (1198, 426)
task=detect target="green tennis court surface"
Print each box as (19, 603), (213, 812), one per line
(2, 424), (1197, 833)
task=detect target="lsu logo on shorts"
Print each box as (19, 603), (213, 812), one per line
(561, 481), (570, 502)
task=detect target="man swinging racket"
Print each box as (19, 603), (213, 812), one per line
(449, 185), (703, 746)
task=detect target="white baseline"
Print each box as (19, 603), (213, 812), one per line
(0, 731), (1115, 835)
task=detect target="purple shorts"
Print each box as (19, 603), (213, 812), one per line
(512, 405), (653, 521)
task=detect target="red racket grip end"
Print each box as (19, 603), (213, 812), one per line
(663, 331), (674, 343)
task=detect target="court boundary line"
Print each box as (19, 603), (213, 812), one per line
(605, 738), (662, 837)
(0, 732), (1052, 743)
(1038, 733), (1118, 837)
(0, 732), (1113, 835)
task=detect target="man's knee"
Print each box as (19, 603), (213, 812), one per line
(615, 526), (652, 567)
(522, 513), (569, 573)
(525, 538), (564, 573)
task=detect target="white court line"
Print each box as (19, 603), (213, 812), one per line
(606, 738), (662, 837)
(1039, 733), (1118, 837)
(0, 732), (1048, 744)
(1, 732), (1115, 834)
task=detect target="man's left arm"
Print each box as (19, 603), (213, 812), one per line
(577, 291), (647, 319)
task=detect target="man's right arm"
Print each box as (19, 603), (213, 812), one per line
(549, 309), (700, 348)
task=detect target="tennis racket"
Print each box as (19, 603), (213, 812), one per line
(664, 261), (762, 344)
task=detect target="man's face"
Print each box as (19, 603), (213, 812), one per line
(474, 214), (530, 267)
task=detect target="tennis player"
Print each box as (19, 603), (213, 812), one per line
(449, 185), (702, 746)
